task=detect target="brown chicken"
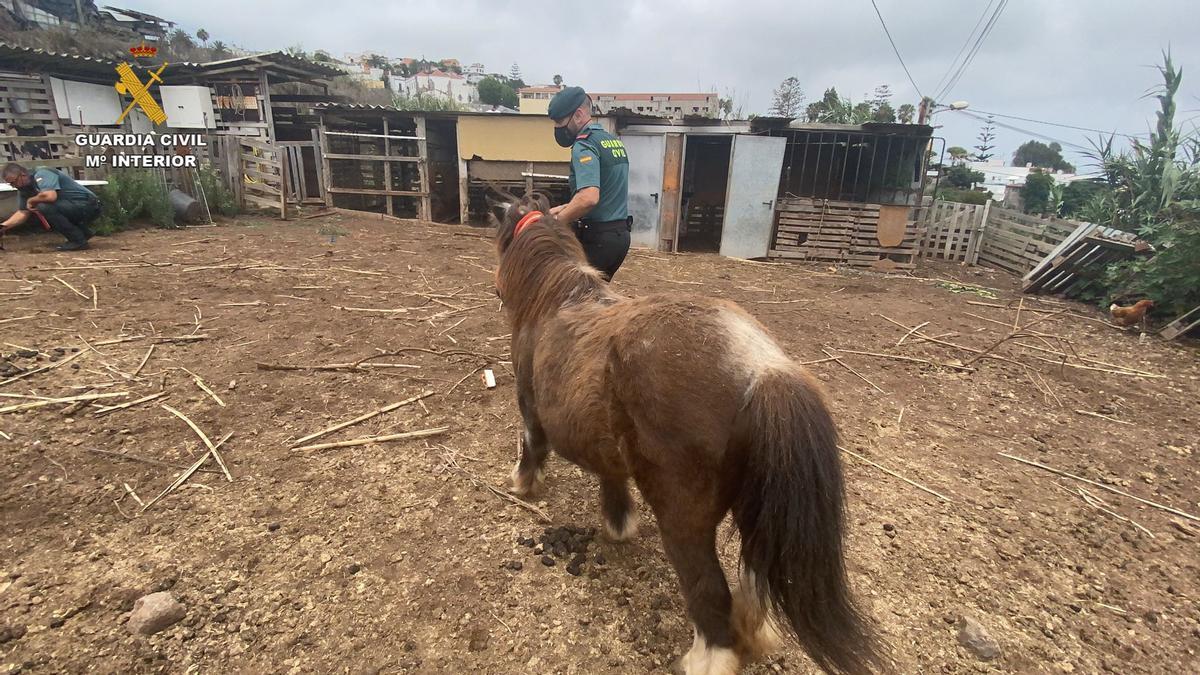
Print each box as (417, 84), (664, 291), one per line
(1110, 299), (1155, 328)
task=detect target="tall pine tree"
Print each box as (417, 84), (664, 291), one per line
(973, 117), (997, 161)
(769, 76), (804, 117)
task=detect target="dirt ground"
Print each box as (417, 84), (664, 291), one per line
(1, 212), (1197, 675)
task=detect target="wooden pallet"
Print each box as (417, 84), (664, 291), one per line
(770, 197), (916, 269)
(1160, 306), (1200, 340)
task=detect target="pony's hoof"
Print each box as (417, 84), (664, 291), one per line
(602, 511), (639, 542)
(509, 466), (544, 499)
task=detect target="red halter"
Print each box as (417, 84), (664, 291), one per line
(513, 210), (543, 238)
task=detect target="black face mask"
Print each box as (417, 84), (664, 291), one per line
(554, 124), (576, 148)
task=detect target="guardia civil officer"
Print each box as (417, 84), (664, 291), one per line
(546, 86), (631, 281)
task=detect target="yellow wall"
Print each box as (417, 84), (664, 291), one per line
(519, 97), (550, 115)
(457, 115), (569, 162)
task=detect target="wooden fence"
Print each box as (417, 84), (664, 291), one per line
(977, 207), (1078, 274)
(217, 135), (287, 219)
(918, 202), (1086, 274)
(919, 200), (989, 263)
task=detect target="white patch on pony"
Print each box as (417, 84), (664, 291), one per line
(603, 509), (639, 542)
(680, 626), (739, 675)
(731, 568), (783, 660)
(719, 309), (794, 379)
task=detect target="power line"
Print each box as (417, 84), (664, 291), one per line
(959, 109), (1092, 152)
(869, 0), (924, 99)
(935, 0), (1008, 102)
(931, 0), (995, 97)
(966, 108), (1148, 140)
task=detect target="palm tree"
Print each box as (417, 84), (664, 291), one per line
(553, 74), (563, 87)
(210, 40), (229, 57)
(196, 28), (209, 46)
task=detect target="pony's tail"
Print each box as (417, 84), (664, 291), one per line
(734, 369), (887, 674)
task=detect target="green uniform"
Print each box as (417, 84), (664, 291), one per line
(569, 122), (629, 223)
(22, 167), (97, 210)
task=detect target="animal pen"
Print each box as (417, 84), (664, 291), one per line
(758, 121), (935, 270)
(315, 105), (467, 222)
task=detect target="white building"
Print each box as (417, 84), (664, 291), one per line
(465, 63), (486, 85)
(391, 69), (477, 104)
(967, 160), (1095, 203)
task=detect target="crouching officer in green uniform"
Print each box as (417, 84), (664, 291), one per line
(547, 86), (630, 281)
(0, 162), (100, 251)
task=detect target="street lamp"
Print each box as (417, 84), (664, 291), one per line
(918, 100), (969, 124)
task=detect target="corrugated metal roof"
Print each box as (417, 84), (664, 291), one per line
(0, 43), (343, 82)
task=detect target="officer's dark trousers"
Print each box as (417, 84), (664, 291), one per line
(575, 219), (631, 281)
(36, 198), (100, 246)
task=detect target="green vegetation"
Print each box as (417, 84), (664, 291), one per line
(196, 165), (238, 217)
(1021, 171), (1055, 214)
(1012, 140), (1076, 173)
(91, 170), (175, 234)
(1080, 52), (1200, 319)
(478, 77), (518, 109)
(937, 188), (991, 205)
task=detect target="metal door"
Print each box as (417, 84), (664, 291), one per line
(621, 134), (665, 249)
(719, 135), (787, 259)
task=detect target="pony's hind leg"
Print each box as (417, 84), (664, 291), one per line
(730, 567), (783, 662)
(600, 479), (638, 541)
(638, 474), (738, 675)
(510, 420), (549, 498)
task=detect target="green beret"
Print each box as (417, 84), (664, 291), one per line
(548, 86), (587, 120)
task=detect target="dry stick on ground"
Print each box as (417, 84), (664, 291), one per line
(438, 446), (552, 523)
(962, 310), (1070, 367)
(0, 315), (37, 326)
(178, 367), (225, 407)
(141, 432), (233, 510)
(161, 405), (232, 482)
(965, 312), (1159, 376)
(291, 390), (435, 447)
(1074, 485), (1155, 538)
(293, 426), (449, 453)
(0, 391), (126, 414)
(352, 347), (498, 369)
(83, 447), (221, 474)
(132, 345), (155, 378)
(446, 366), (484, 395)
(999, 452), (1199, 523)
(92, 392), (168, 417)
(821, 348), (887, 394)
(91, 285), (98, 311)
(123, 482), (145, 508)
(896, 320), (931, 347)
(877, 314), (1030, 368)
(255, 361), (420, 373)
(151, 335), (209, 344)
(1075, 409), (1134, 425)
(839, 446), (952, 502)
(799, 356), (841, 366)
(832, 348), (975, 372)
(965, 300), (1111, 327)
(52, 275), (90, 300)
(1013, 297), (1024, 331)
(94, 335), (145, 347)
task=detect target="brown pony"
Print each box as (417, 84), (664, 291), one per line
(494, 194), (885, 675)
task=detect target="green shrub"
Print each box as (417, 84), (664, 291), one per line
(89, 170), (174, 233)
(937, 188), (991, 205)
(196, 164), (238, 217)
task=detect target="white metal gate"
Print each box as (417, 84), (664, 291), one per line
(621, 134), (665, 249)
(719, 135), (787, 259)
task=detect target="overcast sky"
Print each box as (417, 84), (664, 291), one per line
(140, 0), (1199, 171)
